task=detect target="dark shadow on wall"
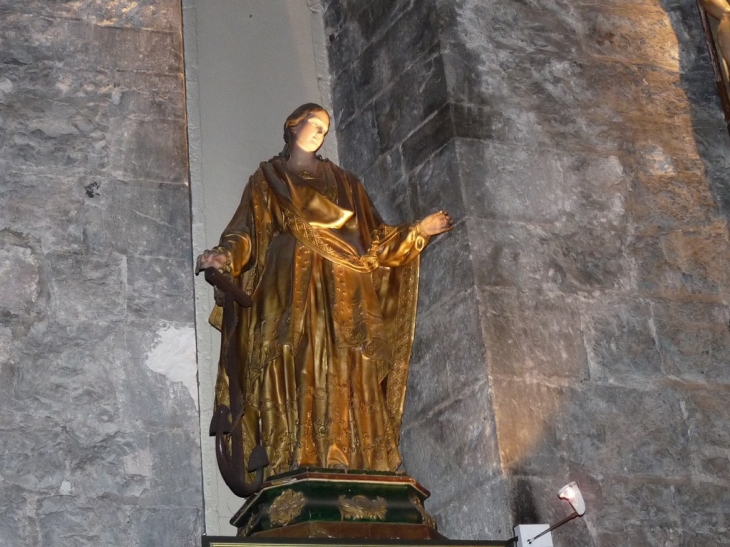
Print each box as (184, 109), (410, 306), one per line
(660, 0), (730, 222)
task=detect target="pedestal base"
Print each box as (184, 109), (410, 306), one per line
(229, 468), (440, 539)
(202, 468), (510, 546)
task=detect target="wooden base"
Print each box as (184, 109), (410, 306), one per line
(253, 521), (444, 540)
(230, 468), (438, 539)
(203, 537), (511, 547)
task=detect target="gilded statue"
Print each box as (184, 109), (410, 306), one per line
(196, 104), (451, 487)
(701, 0), (730, 69)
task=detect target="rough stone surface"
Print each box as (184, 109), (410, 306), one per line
(326, 0), (730, 544)
(0, 1), (203, 546)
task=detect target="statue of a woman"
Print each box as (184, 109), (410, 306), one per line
(197, 104), (451, 479)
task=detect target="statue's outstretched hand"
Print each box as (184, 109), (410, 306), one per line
(419, 211), (453, 236)
(196, 250), (228, 274)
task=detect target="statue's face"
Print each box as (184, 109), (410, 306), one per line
(293, 111), (330, 153)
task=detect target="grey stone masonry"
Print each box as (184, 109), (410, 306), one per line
(324, 0), (730, 545)
(0, 1), (203, 546)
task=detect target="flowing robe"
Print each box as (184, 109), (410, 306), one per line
(212, 158), (431, 477)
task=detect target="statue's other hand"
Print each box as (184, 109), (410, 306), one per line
(419, 211), (454, 236)
(196, 250), (228, 274)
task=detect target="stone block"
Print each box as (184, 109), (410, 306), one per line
(436, 0), (582, 61)
(330, 63), (358, 127)
(0, 65), (184, 179)
(580, 296), (664, 383)
(417, 220), (474, 313)
(673, 481), (730, 535)
(1, 172), (88, 256)
(323, 1), (365, 77)
(82, 179), (193, 260)
(7, 320), (126, 419)
(570, 384), (692, 478)
(620, 120), (719, 179)
(405, 288), (487, 421)
(0, 15), (182, 74)
(370, 175), (416, 226)
(374, 53), (448, 153)
(45, 251), (127, 333)
(652, 300), (730, 383)
(0, 487), (29, 546)
(491, 380), (573, 478)
(692, 120), (730, 178)
(110, 71), (187, 121)
(410, 139), (464, 221)
(1, 0), (183, 32)
(468, 218), (631, 293)
(0, 88), (111, 174)
(401, 104), (453, 172)
(593, 475), (730, 545)
(564, 62), (715, 126)
(37, 496), (134, 547)
(493, 380), (692, 478)
(360, 147), (414, 223)
(128, 505), (203, 546)
(441, 43), (597, 118)
(127, 255), (194, 324)
(478, 288), (588, 381)
(629, 222), (730, 297)
(594, 475), (682, 526)
(352, 0), (412, 43)
(0, 428), (67, 492)
(661, 0), (717, 73)
(401, 388), (502, 510)
(361, 145), (405, 193)
(702, 174), (730, 229)
(627, 172), (718, 230)
(581, 5), (680, 71)
(346, 1), (440, 112)
(109, 117), (188, 183)
(147, 431), (203, 507)
(680, 383), (730, 455)
(430, 476), (512, 541)
(442, 37), (722, 151)
(336, 104), (380, 176)
(121, 319), (199, 430)
(0, 230), (42, 322)
(456, 140), (627, 226)
(440, 39), (491, 106)
(63, 429), (152, 501)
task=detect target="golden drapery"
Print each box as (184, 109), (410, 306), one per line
(211, 158), (430, 477)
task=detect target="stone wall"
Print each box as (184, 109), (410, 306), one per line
(0, 1), (202, 545)
(324, 0), (730, 544)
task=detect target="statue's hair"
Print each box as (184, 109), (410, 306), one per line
(279, 103), (330, 160)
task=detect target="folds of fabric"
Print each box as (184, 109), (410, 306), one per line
(211, 159), (428, 478)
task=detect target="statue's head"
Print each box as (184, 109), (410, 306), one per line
(281, 103), (330, 159)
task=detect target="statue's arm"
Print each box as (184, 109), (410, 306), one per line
(375, 222), (432, 267)
(198, 172), (273, 278)
(349, 177), (451, 266)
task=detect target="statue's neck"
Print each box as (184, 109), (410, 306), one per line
(287, 147), (320, 174)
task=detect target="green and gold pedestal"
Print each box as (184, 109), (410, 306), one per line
(202, 469), (510, 546)
(233, 468), (439, 539)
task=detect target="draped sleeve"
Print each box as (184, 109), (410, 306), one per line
(347, 176), (431, 268)
(215, 168), (280, 281)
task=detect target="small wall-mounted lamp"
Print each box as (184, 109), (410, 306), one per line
(558, 481), (585, 517)
(509, 481), (586, 547)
